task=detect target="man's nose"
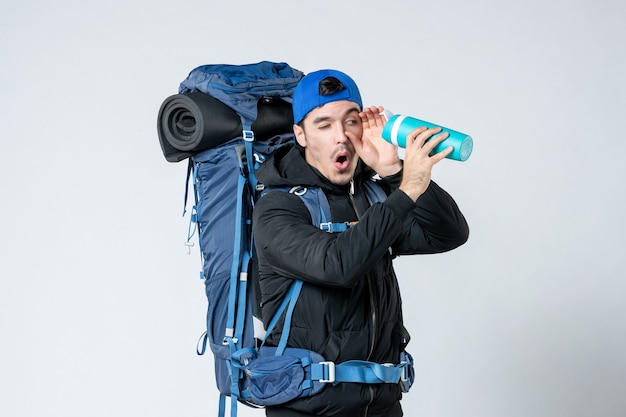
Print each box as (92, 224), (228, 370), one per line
(334, 124), (348, 143)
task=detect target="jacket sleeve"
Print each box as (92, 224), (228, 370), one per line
(253, 178), (469, 288)
(379, 172), (470, 255)
(253, 190), (408, 288)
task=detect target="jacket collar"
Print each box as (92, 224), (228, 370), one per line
(256, 144), (370, 195)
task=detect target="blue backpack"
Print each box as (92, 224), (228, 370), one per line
(157, 62), (414, 417)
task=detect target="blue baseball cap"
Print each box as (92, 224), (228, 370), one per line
(292, 69), (363, 124)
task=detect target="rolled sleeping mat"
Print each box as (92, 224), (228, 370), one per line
(157, 92), (241, 162)
(157, 92), (295, 162)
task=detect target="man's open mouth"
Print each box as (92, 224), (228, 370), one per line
(334, 153), (350, 170)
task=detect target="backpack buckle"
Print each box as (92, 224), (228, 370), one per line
(318, 361), (336, 383)
(243, 129), (254, 142)
(319, 222), (356, 233)
(319, 222), (333, 232)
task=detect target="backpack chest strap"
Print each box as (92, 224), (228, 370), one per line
(319, 221), (358, 233)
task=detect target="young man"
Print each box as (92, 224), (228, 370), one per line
(252, 69), (469, 416)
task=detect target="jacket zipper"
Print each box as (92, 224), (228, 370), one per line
(349, 179), (378, 360)
(366, 275), (377, 360)
(349, 179), (377, 415)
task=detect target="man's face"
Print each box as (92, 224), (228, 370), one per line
(293, 100), (362, 185)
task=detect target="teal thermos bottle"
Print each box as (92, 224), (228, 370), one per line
(382, 114), (473, 161)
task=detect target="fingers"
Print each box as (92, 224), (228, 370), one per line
(411, 126), (443, 146)
(360, 106), (386, 128)
(406, 126), (452, 161)
(406, 127), (429, 146)
(429, 143), (454, 162)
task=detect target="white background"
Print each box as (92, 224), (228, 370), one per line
(1, 1), (625, 416)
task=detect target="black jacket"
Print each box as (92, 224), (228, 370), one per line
(252, 145), (469, 417)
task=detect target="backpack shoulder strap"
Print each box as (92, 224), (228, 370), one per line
(288, 186), (330, 226)
(362, 179), (387, 205)
(257, 185), (329, 225)
(260, 180), (387, 233)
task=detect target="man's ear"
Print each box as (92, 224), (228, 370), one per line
(293, 124), (306, 147)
